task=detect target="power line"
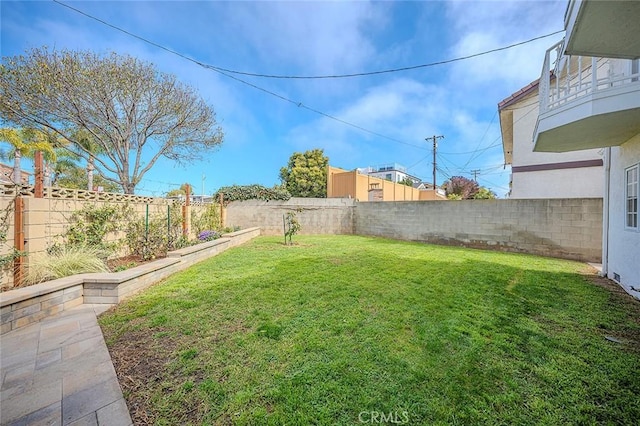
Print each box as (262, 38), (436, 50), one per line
(203, 31), (564, 79)
(438, 141), (502, 155)
(52, 0), (428, 152)
(212, 68), (428, 150)
(53, 0), (562, 80)
(406, 154), (431, 171)
(52, 0), (548, 181)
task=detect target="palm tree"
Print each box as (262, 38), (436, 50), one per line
(0, 127), (55, 184)
(48, 148), (79, 187)
(70, 129), (105, 191)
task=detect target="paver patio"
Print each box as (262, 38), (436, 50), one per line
(0, 304), (132, 425)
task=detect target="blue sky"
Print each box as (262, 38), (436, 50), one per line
(1, 0), (567, 197)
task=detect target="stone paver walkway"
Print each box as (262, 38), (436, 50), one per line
(0, 304), (132, 425)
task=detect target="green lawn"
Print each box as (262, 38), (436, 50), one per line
(99, 235), (640, 425)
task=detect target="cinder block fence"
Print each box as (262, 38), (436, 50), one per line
(226, 198), (603, 262)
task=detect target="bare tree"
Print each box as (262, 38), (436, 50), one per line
(0, 48), (224, 193)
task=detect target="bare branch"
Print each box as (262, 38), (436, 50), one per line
(0, 47), (224, 193)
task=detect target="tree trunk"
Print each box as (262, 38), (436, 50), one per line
(12, 151), (21, 184)
(87, 157), (94, 191)
(124, 181), (135, 194)
(44, 163), (51, 187)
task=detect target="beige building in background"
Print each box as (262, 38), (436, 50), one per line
(327, 166), (446, 201)
(499, 80), (604, 199)
(0, 163), (30, 185)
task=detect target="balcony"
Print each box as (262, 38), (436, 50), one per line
(534, 39), (640, 153)
(564, 0), (640, 60)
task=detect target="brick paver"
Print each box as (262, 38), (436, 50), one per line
(0, 304), (132, 425)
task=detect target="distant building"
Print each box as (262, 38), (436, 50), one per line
(357, 163), (421, 185)
(166, 194), (214, 204)
(0, 163), (30, 185)
(327, 166), (446, 201)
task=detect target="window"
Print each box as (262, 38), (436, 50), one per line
(626, 165), (638, 229)
(385, 173), (392, 181)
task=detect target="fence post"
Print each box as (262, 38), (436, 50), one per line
(13, 196), (24, 286)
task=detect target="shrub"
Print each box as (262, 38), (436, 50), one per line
(125, 204), (186, 260)
(222, 225), (241, 234)
(64, 203), (131, 256)
(25, 246), (108, 284)
(125, 216), (169, 261)
(197, 230), (221, 242)
(213, 184), (290, 204)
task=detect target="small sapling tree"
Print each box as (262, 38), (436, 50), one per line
(283, 211), (301, 245)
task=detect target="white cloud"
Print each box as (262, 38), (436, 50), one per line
(283, 78), (450, 167)
(224, 1), (385, 76)
(445, 0), (566, 90)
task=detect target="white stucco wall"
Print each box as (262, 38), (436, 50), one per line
(607, 133), (640, 296)
(508, 91), (604, 198)
(511, 167), (604, 199)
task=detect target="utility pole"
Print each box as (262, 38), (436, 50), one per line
(426, 135), (445, 189)
(471, 169), (480, 181)
(201, 173), (206, 202)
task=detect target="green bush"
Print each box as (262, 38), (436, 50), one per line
(125, 204), (186, 260)
(1, 196), (26, 282)
(64, 203), (131, 256)
(25, 245), (108, 284)
(213, 184), (290, 204)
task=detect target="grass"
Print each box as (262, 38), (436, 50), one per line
(99, 235), (640, 425)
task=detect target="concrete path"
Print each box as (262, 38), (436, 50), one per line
(0, 304), (132, 426)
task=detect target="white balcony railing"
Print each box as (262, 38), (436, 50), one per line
(539, 39), (640, 114)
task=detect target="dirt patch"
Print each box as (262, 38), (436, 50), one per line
(104, 327), (183, 425)
(107, 255), (156, 272)
(583, 271), (640, 352)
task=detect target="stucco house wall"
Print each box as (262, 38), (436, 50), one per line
(501, 88), (604, 199)
(606, 133), (640, 293)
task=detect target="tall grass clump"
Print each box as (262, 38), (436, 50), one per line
(25, 246), (109, 285)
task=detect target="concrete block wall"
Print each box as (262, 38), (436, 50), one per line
(225, 198), (355, 235)
(0, 196), (16, 289)
(0, 277), (84, 334)
(224, 198), (602, 262)
(354, 198), (602, 262)
(21, 197), (179, 256)
(83, 258), (182, 304)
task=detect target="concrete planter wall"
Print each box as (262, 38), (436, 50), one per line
(0, 227), (260, 335)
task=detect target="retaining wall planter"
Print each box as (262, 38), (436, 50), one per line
(0, 227), (261, 334)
